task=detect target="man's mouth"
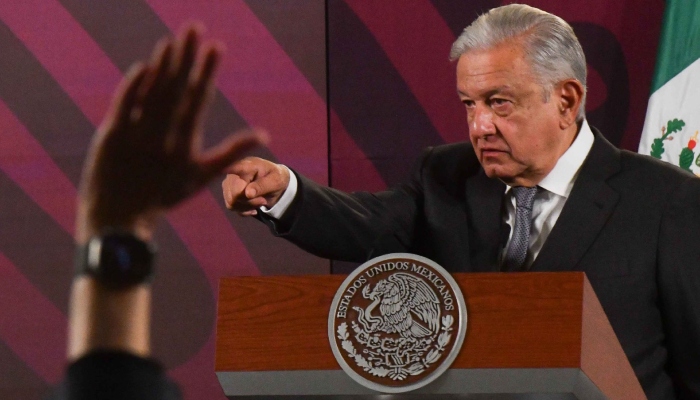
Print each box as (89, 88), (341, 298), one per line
(480, 147), (507, 157)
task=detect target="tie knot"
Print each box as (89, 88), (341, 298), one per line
(512, 186), (537, 210)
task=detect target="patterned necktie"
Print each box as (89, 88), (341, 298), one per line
(503, 186), (538, 271)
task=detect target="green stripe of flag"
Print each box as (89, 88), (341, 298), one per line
(651, 0), (700, 92)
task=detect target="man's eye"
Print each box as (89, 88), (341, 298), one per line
(462, 100), (475, 108)
(491, 99), (513, 115)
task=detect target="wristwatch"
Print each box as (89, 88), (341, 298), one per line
(75, 230), (156, 290)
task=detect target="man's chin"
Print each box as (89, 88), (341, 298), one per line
(482, 164), (511, 179)
(483, 167), (541, 187)
(482, 165), (519, 185)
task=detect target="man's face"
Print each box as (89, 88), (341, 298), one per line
(456, 41), (572, 187)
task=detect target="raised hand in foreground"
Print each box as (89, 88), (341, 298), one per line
(63, 25), (266, 397)
(77, 25), (266, 244)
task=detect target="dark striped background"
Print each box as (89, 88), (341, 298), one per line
(0, 1), (664, 398)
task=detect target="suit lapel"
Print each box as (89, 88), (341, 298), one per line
(530, 130), (621, 272)
(464, 170), (506, 272)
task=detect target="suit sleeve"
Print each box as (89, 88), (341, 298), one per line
(657, 175), (700, 399)
(258, 148), (435, 263)
(48, 351), (182, 400)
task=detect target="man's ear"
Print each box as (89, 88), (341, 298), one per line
(556, 79), (585, 129)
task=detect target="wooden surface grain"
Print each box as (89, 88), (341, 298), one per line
(216, 272), (585, 371)
(216, 274), (345, 371)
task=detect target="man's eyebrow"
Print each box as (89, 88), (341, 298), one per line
(457, 85), (514, 97)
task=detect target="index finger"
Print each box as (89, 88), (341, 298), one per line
(222, 174), (247, 208)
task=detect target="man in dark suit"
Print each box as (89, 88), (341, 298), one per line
(222, 4), (700, 399)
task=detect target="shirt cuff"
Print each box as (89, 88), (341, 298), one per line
(260, 166), (297, 219)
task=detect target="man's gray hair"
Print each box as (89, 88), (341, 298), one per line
(450, 4), (587, 121)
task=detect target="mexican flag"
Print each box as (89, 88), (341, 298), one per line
(639, 1), (700, 174)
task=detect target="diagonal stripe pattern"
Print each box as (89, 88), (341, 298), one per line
(503, 186), (537, 271)
(0, 1), (667, 399)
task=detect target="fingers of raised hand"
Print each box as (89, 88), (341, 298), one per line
(140, 38), (175, 120)
(99, 63), (149, 139)
(144, 27), (200, 131)
(137, 25), (219, 145)
(173, 27), (199, 95)
(175, 42), (221, 152)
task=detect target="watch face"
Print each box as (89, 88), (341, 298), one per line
(103, 236), (144, 272)
(85, 232), (154, 289)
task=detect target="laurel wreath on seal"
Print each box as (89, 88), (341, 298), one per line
(337, 315), (454, 380)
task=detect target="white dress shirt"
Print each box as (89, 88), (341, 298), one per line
(264, 121), (595, 268)
(260, 167), (298, 219)
(501, 120), (595, 268)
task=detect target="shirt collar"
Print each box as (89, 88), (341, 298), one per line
(537, 119), (594, 197)
(505, 119), (595, 197)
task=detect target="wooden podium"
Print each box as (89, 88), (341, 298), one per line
(215, 272), (645, 399)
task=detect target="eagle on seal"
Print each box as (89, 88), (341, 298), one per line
(354, 272), (441, 338)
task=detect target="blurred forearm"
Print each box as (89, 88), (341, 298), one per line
(67, 276), (151, 361)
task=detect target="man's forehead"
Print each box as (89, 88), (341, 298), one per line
(455, 63), (528, 93)
(455, 46), (536, 91)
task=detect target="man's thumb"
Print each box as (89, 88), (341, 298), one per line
(245, 182), (260, 199)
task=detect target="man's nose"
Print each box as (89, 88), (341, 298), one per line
(469, 105), (496, 140)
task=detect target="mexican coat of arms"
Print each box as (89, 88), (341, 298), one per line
(328, 253), (467, 393)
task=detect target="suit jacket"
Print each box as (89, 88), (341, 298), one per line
(270, 129), (700, 399)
